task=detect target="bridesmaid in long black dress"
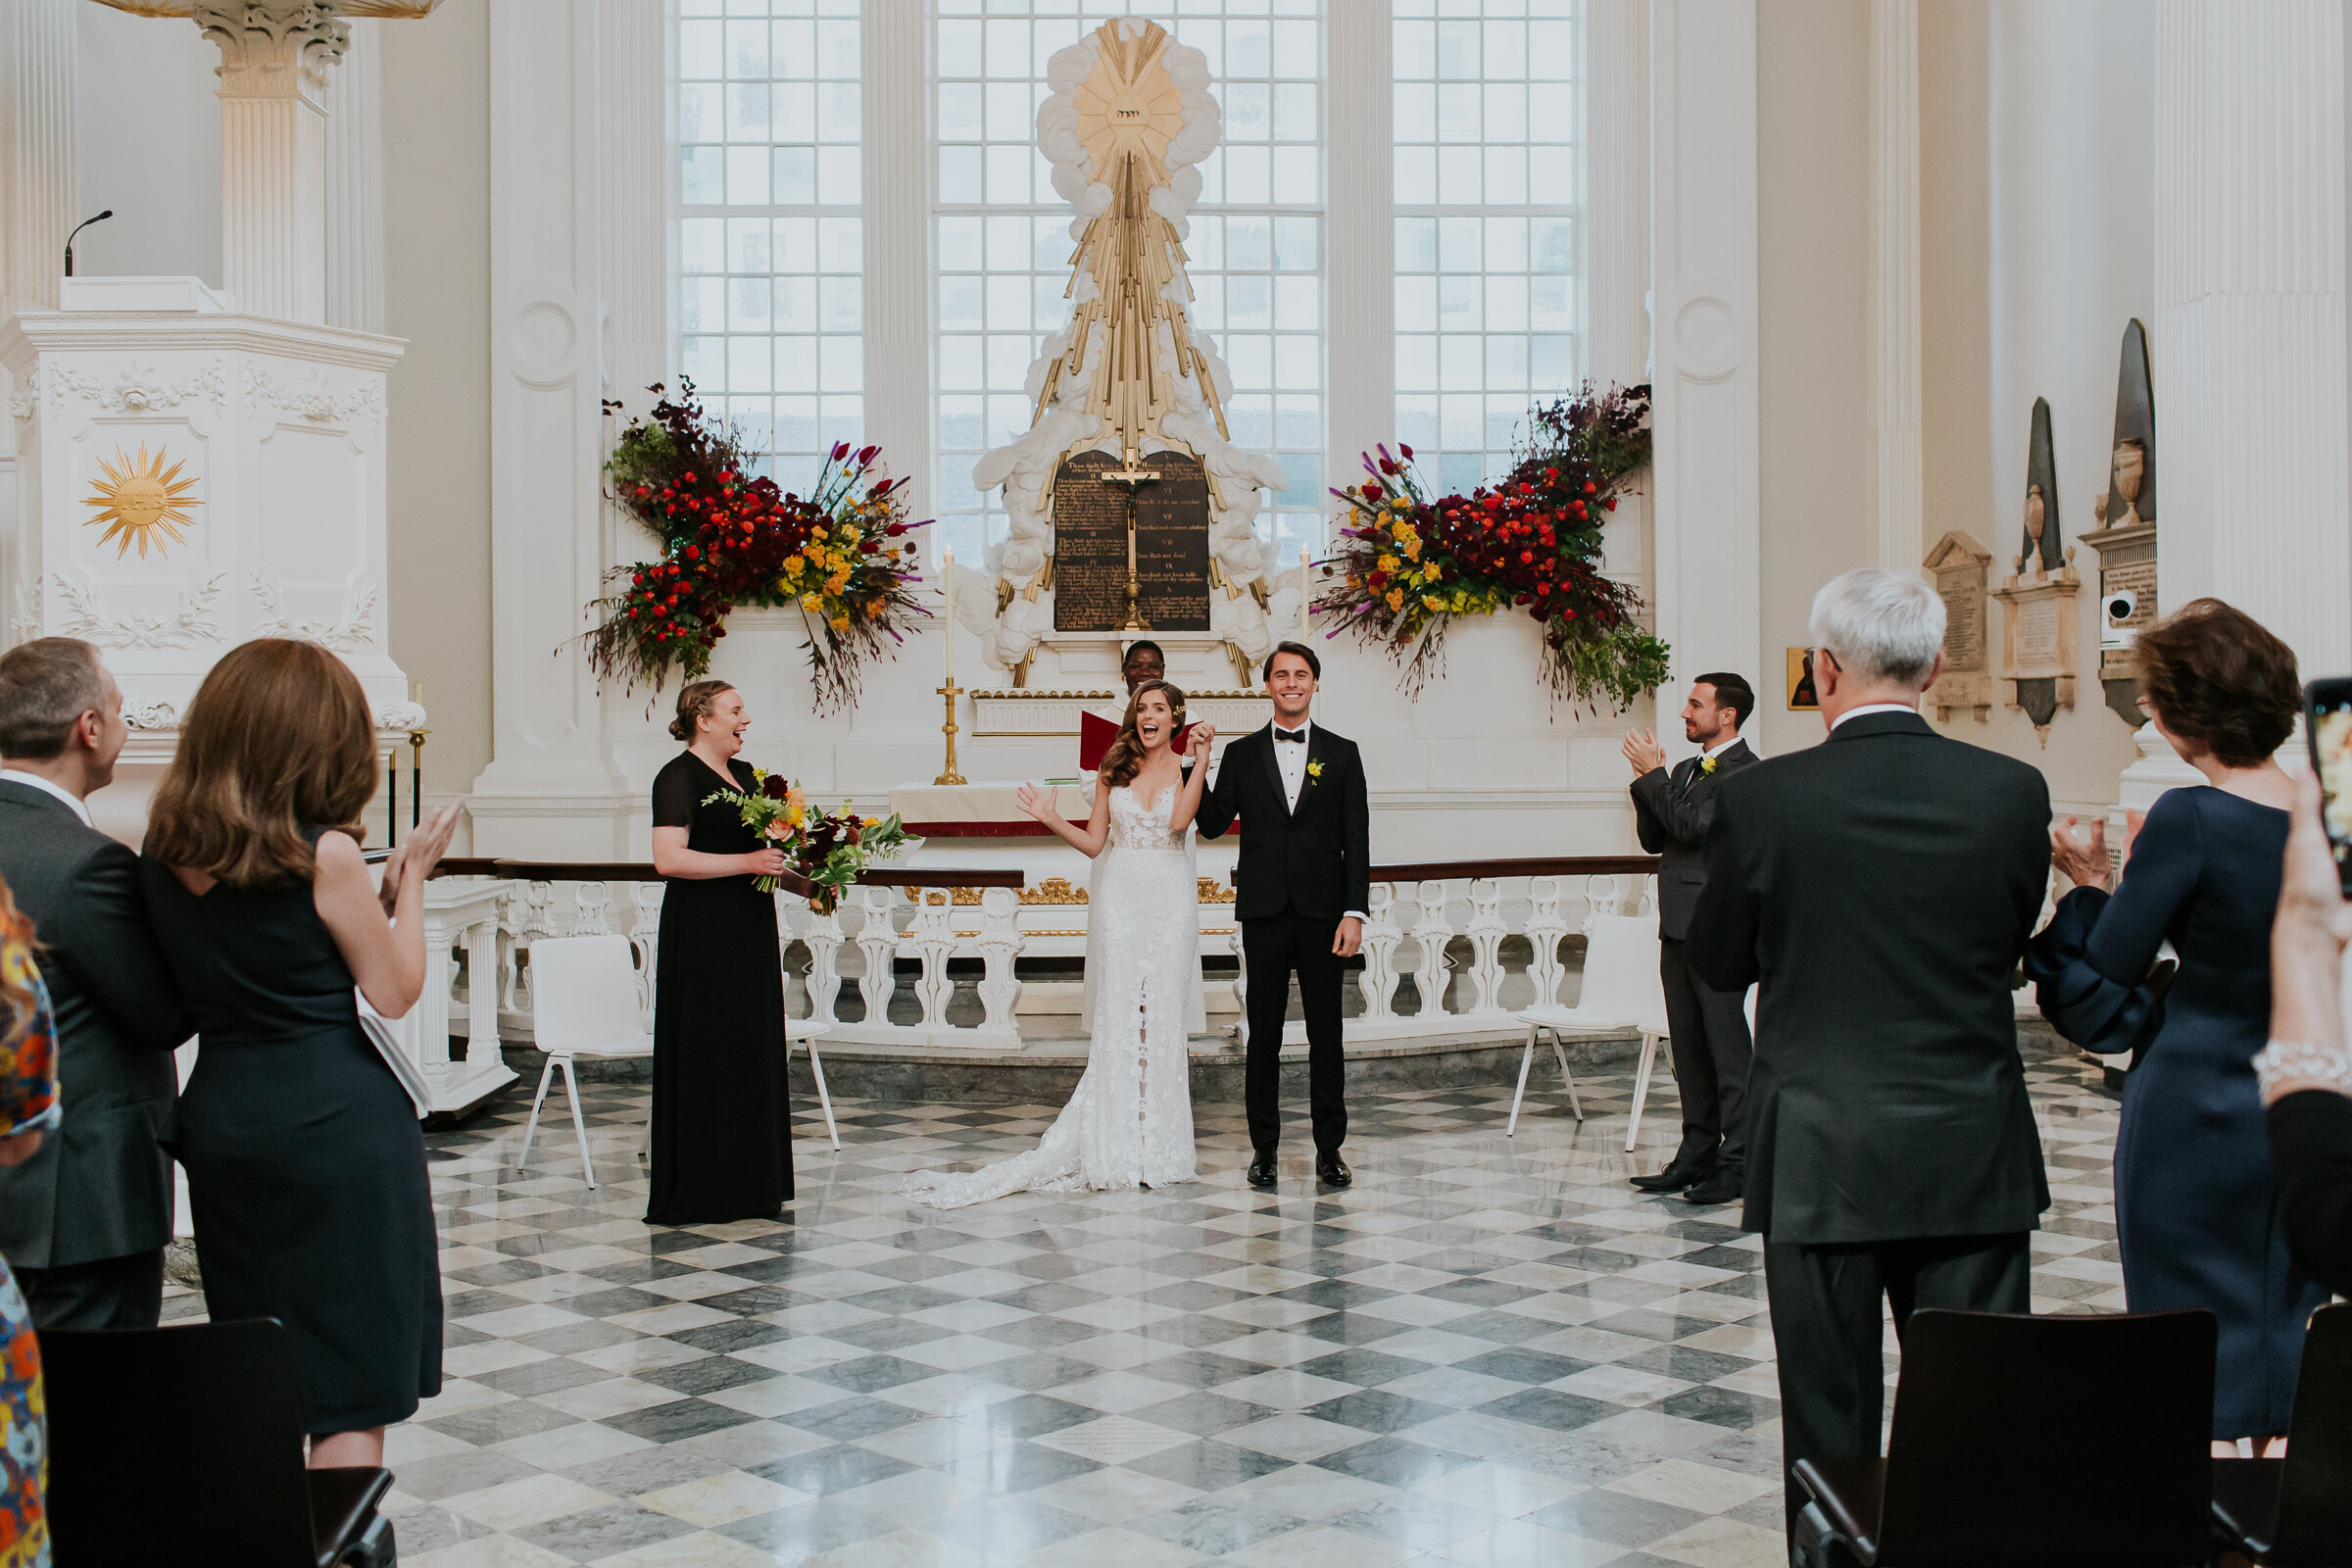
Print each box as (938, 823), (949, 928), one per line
(646, 678), (795, 1224)
(139, 639), (462, 1468)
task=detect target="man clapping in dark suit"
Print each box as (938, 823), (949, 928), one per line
(1687, 569), (2052, 1544)
(0, 639), (190, 1328)
(1623, 672), (1758, 1206)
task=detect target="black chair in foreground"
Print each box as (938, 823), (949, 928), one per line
(1793, 1307), (2216, 1568)
(41, 1317), (394, 1567)
(2212, 1300), (2352, 1564)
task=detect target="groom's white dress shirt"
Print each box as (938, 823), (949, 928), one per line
(0, 769), (92, 827)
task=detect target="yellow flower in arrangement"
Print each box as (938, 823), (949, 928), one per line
(801, 593), (823, 612)
(1386, 587), (1406, 611)
(1377, 554), (1398, 573)
(785, 554), (807, 575)
(1306, 760), (1325, 781)
(1423, 594), (1445, 612)
(1400, 535), (1424, 562)
(831, 615), (851, 632)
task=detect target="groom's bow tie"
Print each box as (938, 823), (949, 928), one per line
(1274, 727), (1307, 744)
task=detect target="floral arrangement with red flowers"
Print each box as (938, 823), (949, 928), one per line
(704, 765), (916, 910)
(1317, 382), (1670, 710)
(584, 381), (931, 711)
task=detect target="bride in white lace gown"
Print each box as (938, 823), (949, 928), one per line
(905, 681), (1211, 1207)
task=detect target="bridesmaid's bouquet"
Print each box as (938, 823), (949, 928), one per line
(703, 768), (916, 909)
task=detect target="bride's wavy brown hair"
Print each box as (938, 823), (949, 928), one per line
(1099, 679), (1187, 789)
(145, 638), (377, 887)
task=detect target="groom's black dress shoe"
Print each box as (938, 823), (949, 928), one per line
(1247, 1156), (1278, 1189)
(1630, 1155), (1713, 1194)
(1316, 1153), (1351, 1188)
(1683, 1167), (1744, 1206)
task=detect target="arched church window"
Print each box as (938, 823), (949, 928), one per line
(677, 1), (866, 497)
(1392, 3), (1578, 497)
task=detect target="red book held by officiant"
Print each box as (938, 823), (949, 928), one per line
(1078, 709), (1191, 771)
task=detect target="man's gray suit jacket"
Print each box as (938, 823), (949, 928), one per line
(0, 781), (188, 1268)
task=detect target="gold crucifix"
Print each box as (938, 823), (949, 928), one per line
(1102, 443), (1160, 630)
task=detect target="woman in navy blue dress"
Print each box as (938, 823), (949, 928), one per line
(2028, 600), (2326, 1448)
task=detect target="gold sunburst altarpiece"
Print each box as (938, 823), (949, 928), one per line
(81, 442), (202, 559)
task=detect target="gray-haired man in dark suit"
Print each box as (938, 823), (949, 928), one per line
(0, 638), (190, 1328)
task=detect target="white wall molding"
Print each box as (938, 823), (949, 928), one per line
(1324, 3), (1395, 532)
(1870, 0), (1922, 571)
(471, 0), (632, 856)
(322, 17), (384, 334)
(2153, 0), (2349, 673)
(1648, 0), (1761, 687)
(862, 2), (930, 532)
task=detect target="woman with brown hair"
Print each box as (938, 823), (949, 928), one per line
(138, 639), (460, 1466)
(2027, 598), (2328, 1450)
(905, 680), (1211, 1207)
(645, 679), (794, 1224)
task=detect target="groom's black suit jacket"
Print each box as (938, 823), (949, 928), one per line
(1687, 710), (2051, 1244)
(1196, 722), (1370, 923)
(1630, 739), (1758, 941)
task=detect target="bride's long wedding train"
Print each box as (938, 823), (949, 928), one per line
(903, 783), (1200, 1207)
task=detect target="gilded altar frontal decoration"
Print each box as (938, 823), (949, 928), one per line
(82, 441), (201, 559)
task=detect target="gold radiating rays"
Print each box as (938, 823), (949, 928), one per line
(81, 441), (201, 559)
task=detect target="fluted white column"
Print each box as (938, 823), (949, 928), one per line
(199, 2), (346, 324)
(1583, 0), (1649, 583)
(2153, 0), (2349, 673)
(468, 0), (633, 856)
(1, 0), (75, 320)
(1649, 0), (1761, 690)
(603, 0), (665, 417)
(323, 17), (383, 334)
(1870, 0), (1923, 571)
(862, 1), (930, 527)
(1324, 5), (1395, 517)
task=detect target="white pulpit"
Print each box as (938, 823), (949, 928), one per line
(0, 276), (416, 814)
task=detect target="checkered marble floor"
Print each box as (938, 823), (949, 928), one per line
(261, 1054), (2119, 1567)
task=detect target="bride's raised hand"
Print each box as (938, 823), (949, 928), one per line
(1015, 782), (1055, 822)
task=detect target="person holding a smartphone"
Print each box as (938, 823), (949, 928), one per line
(2027, 599), (2326, 1454)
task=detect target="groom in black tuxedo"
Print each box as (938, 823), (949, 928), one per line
(1196, 641), (1370, 1189)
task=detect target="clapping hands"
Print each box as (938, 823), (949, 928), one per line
(376, 800), (466, 915)
(1621, 728), (1668, 776)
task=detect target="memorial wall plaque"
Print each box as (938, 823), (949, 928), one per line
(1052, 451), (1130, 632)
(1133, 450), (1211, 631)
(1924, 531), (1992, 723)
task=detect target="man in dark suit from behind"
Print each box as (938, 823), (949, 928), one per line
(1623, 671), (1759, 1207)
(1687, 569), (2052, 1545)
(0, 638), (190, 1328)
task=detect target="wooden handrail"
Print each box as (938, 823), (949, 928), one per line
(429, 858), (1026, 890)
(1224, 854), (1660, 887)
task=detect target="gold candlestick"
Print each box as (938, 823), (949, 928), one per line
(934, 677), (966, 786)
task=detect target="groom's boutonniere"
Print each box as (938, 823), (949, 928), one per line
(1306, 760), (1325, 781)
(1699, 756), (1719, 775)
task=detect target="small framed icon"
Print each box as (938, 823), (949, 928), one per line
(1787, 646), (1819, 710)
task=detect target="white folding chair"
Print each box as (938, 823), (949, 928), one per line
(517, 934), (655, 1188)
(1508, 912), (1670, 1141)
(798, 1017), (840, 1151)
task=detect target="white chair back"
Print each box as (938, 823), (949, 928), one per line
(1577, 913), (1670, 1032)
(529, 934), (649, 1053)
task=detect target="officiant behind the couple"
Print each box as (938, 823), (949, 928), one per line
(902, 680), (1212, 1207)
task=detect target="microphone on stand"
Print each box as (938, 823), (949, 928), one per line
(63, 211), (113, 278)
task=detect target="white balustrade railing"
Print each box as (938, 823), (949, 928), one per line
(426, 861), (1657, 1055)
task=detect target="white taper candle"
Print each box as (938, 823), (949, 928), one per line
(926, 545), (945, 676)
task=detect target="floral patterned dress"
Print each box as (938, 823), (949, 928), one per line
(0, 936), (59, 1568)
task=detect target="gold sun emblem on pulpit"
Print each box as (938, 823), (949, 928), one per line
(81, 442), (202, 559)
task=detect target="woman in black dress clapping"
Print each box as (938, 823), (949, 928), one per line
(141, 639), (462, 1467)
(646, 679), (795, 1224)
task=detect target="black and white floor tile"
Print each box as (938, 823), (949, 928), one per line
(183, 1054), (2122, 1567)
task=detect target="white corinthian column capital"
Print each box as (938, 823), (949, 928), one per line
(195, 0), (350, 324)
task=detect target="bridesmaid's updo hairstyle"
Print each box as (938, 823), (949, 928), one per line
(670, 679), (736, 743)
(1100, 679), (1187, 789)
(145, 638), (376, 888)
(2134, 597), (2300, 768)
